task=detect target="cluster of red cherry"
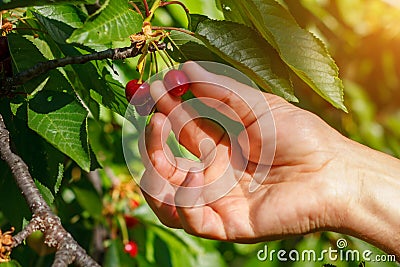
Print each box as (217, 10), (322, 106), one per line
(125, 69), (190, 116)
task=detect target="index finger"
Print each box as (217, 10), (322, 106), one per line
(181, 61), (285, 127)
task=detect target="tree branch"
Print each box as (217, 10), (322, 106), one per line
(1, 40), (150, 92)
(0, 114), (101, 267)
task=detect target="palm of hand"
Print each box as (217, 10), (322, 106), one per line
(140, 62), (344, 242)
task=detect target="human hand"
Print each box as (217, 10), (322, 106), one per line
(138, 62), (355, 242)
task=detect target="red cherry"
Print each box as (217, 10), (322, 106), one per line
(125, 80), (151, 105)
(135, 99), (155, 116)
(124, 241), (139, 257)
(124, 215), (139, 229)
(163, 70), (190, 97)
(125, 80), (154, 116)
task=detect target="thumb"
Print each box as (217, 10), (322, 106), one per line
(174, 168), (204, 208)
(174, 168), (227, 239)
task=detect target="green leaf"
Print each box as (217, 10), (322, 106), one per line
(28, 90), (92, 172)
(67, 0), (143, 44)
(0, 99), (62, 227)
(233, 0), (347, 111)
(0, 260), (22, 267)
(195, 20), (297, 102)
(32, 11), (73, 47)
(59, 47), (128, 117)
(103, 239), (122, 267)
(0, 0), (96, 10)
(32, 5), (86, 44)
(27, 14), (101, 118)
(35, 180), (55, 205)
(71, 186), (102, 220)
(188, 14), (210, 32)
(167, 30), (224, 63)
(169, 41), (221, 63)
(53, 45), (101, 119)
(217, 0), (253, 25)
(169, 30), (203, 46)
(9, 34), (95, 127)
(0, 161), (30, 229)
(196, 251), (227, 267)
(20, 13), (100, 118)
(8, 34), (45, 71)
(84, 65), (129, 117)
(33, 5), (86, 28)
(8, 34), (50, 94)
(149, 225), (227, 267)
(134, 205), (226, 267)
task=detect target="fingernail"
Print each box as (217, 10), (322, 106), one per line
(182, 168), (201, 187)
(182, 173), (195, 187)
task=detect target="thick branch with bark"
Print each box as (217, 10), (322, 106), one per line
(0, 114), (100, 267)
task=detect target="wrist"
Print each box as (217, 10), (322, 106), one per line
(330, 138), (400, 257)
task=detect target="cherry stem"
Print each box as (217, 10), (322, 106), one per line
(153, 50), (159, 76)
(151, 41), (173, 69)
(149, 52), (153, 81)
(144, 0), (161, 22)
(163, 50), (175, 69)
(129, 1), (144, 18)
(160, 1), (191, 29)
(160, 1), (189, 13)
(138, 51), (147, 83)
(142, 0), (150, 17)
(117, 215), (129, 244)
(151, 26), (194, 36)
